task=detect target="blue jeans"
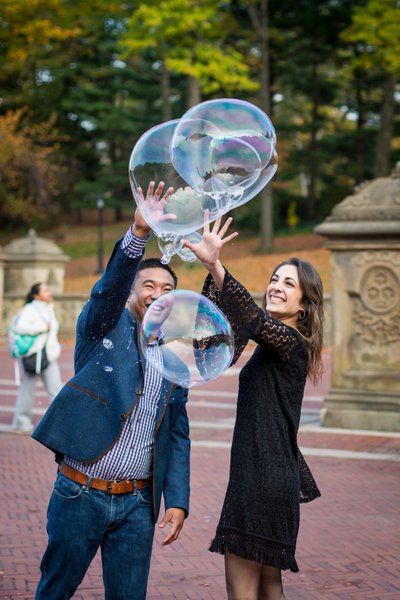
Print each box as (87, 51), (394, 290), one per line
(36, 472), (155, 600)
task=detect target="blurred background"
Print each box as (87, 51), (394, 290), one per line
(1, 1), (399, 236)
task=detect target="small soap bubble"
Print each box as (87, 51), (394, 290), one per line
(140, 290), (234, 388)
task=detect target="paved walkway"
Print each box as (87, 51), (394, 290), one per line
(0, 345), (399, 599)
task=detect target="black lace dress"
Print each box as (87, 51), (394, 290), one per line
(202, 270), (320, 572)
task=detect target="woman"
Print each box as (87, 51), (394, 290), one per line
(12, 282), (63, 433)
(183, 216), (324, 600)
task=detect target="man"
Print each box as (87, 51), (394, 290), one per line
(32, 182), (190, 599)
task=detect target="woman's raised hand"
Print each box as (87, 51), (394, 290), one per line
(182, 211), (238, 272)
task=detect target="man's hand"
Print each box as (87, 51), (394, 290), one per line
(158, 507), (186, 546)
(132, 181), (175, 238)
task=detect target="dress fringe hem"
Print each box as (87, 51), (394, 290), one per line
(208, 536), (299, 573)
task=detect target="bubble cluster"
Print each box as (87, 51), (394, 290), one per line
(140, 290), (234, 388)
(129, 98), (277, 263)
(171, 99), (275, 197)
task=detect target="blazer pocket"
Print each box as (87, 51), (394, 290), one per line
(66, 382), (108, 406)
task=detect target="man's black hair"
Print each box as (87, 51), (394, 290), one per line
(136, 258), (178, 288)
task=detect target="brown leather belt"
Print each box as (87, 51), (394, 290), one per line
(59, 462), (151, 495)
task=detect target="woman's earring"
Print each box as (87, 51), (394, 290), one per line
(298, 309), (305, 320)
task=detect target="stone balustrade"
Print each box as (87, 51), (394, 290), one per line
(315, 163), (400, 431)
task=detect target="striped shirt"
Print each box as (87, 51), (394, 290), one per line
(64, 227), (164, 480)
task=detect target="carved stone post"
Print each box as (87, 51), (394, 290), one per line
(2, 230), (70, 336)
(0, 247), (5, 335)
(4, 229), (69, 295)
(315, 164), (400, 431)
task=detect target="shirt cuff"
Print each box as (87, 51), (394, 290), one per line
(121, 227), (150, 258)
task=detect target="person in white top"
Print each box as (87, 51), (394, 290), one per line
(12, 282), (63, 433)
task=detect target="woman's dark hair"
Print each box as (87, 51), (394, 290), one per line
(25, 282), (43, 304)
(270, 257), (324, 384)
(136, 258), (178, 288)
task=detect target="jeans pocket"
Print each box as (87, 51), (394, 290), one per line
(137, 484), (153, 506)
(53, 473), (85, 500)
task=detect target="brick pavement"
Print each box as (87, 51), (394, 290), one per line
(0, 345), (399, 600)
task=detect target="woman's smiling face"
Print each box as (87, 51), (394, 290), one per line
(265, 264), (304, 328)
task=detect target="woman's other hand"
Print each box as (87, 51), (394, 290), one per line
(182, 211), (238, 289)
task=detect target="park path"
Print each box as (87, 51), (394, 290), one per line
(0, 345), (399, 599)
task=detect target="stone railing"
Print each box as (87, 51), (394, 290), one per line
(1, 292), (332, 345)
(2, 293), (87, 338)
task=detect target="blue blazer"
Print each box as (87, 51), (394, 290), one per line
(32, 240), (190, 520)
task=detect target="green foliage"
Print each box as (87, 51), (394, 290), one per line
(121, 0), (257, 97)
(0, 0), (398, 234)
(341, 0), (400, 74)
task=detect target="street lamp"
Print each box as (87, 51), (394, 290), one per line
(96, 194), (105, 274)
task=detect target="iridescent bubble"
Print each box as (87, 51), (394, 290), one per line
(157, 230), (203, 264)
(230, 150), (279, 210)
(140, 290), (234, 388)
(175, 230), (203, 263)
(129, 120), (219, 263)
(171, 98), (276, 196)
(129, 100), (277, 263)
(129, 120), (202, 238)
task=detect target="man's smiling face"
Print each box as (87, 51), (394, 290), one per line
(128, 267), (176, 322)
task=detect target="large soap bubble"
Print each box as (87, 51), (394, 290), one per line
(171, 98), (276, 200)
(140, 290), (234, 388)
(129, 120), (201, 237)
(229, 150), (279, 211)
(129, 120), (221, 263)
(129, 99), (277, 263)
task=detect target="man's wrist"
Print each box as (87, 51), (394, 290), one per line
(121, 226), (149, 258)
(131, 223), (150, 239)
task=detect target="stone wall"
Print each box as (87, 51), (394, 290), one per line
(2, 292), (332, 344)
(2, 293), (87, 338)
(0, 230), (333, 344)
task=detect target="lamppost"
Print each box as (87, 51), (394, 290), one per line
(96, 194), (105, 274)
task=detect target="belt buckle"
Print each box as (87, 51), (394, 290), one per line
(107, 480), (117, 493)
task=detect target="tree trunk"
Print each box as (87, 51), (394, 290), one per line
(295, 132), (308, 198)
(160, 60), (172, 122)
(74, 208), (83, 224)
(307, 58), (319, 222)
(248, 0), (274, 253)
(186, 75), (201, 109)
(374, 73), (396, 177)
(114, 205), (123, 221)
(354, 67), (367, 184)
(259, 187), (273, 252)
